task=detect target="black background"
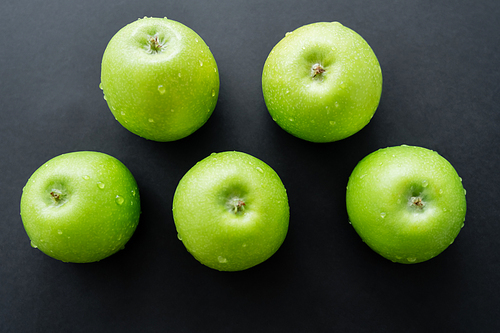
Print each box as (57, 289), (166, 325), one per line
(1, 1), (499, 332)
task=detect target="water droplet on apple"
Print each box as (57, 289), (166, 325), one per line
(211, 89), (215, 97)
(360, 174), (366, 179)
(256, 167), (264, 173)
(97, 182), (105, 189)
(121, 111), (125, 116)
(83, 175), (90, 180)
(443, 207), (447, 212)
(422, 180), (428, 187)
(217, 256), (227, 263)
(148, 118), (155, 123)
(439, 189), (444, 194)
(329, 121), (336, 126)
(132, 190), (136, 196)
(214, 67), (217, 73)
(407, 257), (417, 263)
(289, 118), (294, 122)
(157, 85), (166, 94)
(285, 32), (292, 37)
(335, 101), (339, 108)
(463, 189), (467, 195)
(170, 109), (175, 113)
(177, 233), (182, 241)
(103, 95), (107, 101)
(195, 38), (199, 43)
(242, 243), (247, 248)
(30, 241), (38, 248)
(99, 83), (103, 90)
(380, 212), (386, 218)
(199, 60), (203, 66)
(115, 195), (125, 205)
(57, 230), (63, 235)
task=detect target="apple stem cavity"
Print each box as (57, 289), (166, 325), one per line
(146, 33), (164, 54)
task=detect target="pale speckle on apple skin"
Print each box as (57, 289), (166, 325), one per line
(217, 256), (227, 263)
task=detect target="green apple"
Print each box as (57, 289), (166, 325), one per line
(101, 17), (219, 142)
(20, 151), (141, 263)
(346, 145), (467, 264)
(262, 22), (382, 143)
(172, 151), (289, 271)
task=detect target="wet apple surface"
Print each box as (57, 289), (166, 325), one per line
(20, 151), (141, 263)
(346, 145), (467, 264)
(101, 17), (220, 142)
(172, 151), (289, 271)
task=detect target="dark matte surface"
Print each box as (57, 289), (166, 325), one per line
(1, 1), (499, 332)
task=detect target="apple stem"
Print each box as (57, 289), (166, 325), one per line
(50, 190), (63, 202)
(227, 197), (246, 214)
(147, 34), (163, 54)
(233, 200), (246, 213)
(410, 196), (425, 209)
(311, 63), (326, 79)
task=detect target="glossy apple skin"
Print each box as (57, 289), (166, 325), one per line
(172, 151), (289, 271)
(262, 22), (382, 143)
(346, 145), (466, 264)
(20, 151), (141, 263)
(101, 17), (219, 142)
